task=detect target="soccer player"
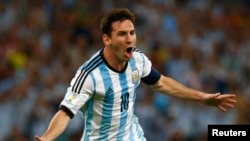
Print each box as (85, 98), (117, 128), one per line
(35, 8), (237, 141)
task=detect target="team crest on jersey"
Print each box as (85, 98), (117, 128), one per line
(132, 69), (139, 84)
(66, 93), (78, 106)
(68, 95), (76, 102)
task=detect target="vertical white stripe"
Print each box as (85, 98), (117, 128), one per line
(88, 68), (104, 139)
(108, 68), (122, 140)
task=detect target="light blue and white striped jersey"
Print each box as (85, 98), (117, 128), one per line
(60, 48), (153, 141)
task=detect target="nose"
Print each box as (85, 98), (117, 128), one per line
(126, 33), (134, 45)
(126, 34), (132, 42)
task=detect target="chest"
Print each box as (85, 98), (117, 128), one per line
(90, 64), (141, 102)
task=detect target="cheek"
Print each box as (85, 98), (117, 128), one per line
(111, 45), (124, 58)
(133, 36), (137, 44)
(111, 44), (123, 55)
(111, 44), (120, 52)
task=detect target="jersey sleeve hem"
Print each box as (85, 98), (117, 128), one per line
(59, 105), (74, 119)
(141, 67), (161, 85)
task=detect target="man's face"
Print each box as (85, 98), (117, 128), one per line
(108, 19), (136, 62)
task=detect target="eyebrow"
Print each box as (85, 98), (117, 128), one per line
(117, 29), (135, 34)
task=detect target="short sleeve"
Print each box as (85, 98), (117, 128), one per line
(133, 50), (161, 85)
(59, 70), (94, 118)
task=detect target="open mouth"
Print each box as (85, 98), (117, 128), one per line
(126, 46), (135, 53)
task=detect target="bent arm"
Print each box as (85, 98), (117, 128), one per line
(35, 109), (71, 141)
(151, 75), (237, 111)
(152, 75), (204, 101)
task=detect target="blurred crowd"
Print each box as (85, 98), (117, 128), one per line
(1, 0), (250, 141)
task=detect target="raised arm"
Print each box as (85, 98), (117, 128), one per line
(35, 110), (71, 141)
(152, 75), (237, 112)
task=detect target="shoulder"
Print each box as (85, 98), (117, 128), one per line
(133, 48), (146, 59)
(73, 50), (104, 85)
(132, 48), (150, 63)
(78, 50), (104, 72)
(71, 50), (104, 94)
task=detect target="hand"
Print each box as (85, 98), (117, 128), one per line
(202, 93), (237, 112)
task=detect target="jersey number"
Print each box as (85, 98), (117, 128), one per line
(120, 93), (129, 112)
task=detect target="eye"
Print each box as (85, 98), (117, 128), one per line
(130, 30), (136, 35)
(118, 32), (126, 36)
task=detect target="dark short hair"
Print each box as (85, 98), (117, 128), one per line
(100, 8), (135, 37)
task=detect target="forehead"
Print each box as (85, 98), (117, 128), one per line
(111, 19), (135, 32)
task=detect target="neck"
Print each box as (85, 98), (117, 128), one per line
(103, 47), (126, 72)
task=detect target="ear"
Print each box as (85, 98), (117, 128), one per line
(102, 34), (111, 46)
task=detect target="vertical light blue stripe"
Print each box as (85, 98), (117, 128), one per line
(130, 57), (138, 140)
(130, 115), (145, 141)
(138, 53), (146, 74)
(129, 57), (139, 107)
(128, 57), (137, 141)
(136, 120), (143, 139)
(98, 65), (114, 141)
(129, 57), (140, 88)
(116, 71), (129, 140)
(129, 120), (134, 140)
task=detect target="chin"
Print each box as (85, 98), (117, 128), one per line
(124, 57), (132, 61)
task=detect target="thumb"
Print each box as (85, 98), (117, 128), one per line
(212, 92), (220, 98)
(215, 92), (221, 95)
(206, 92), (220, 99)
(203, 92), (221, 106)
(35, 135), (42, 141)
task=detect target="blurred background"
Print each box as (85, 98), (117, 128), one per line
(0, 0), (250, 141)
